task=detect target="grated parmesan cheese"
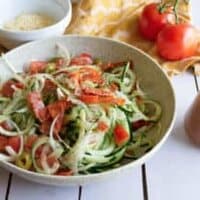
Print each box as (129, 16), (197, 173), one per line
(4, 13), (55, 31)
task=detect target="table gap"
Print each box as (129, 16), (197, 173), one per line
(5, 173), (12, 200)
(141, 164), (149, 200)
(193, 69), (199, 91)
(78, 186), (82, 200)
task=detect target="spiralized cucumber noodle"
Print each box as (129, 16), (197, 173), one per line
(0, 46), (162, 176)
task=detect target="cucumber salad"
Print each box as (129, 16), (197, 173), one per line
(0, 52), (162, 176)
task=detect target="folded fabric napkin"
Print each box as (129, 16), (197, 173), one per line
(66, 0), (200, 76)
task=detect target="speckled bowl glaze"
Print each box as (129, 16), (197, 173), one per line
(0, 36), (176, 186)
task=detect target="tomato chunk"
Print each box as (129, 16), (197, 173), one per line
(132, 120), (151, 130)
(43, 80), (57, 92)
(114, 124), (130, 146)
(79, 94), (125, 105)
(25, 134), (38, 151)
(97, 121), (109, 132)
(39, 114), (64, 137)
(0, 121), (13, 131)
(70, 53), (93, 65)
(47, 100), (70, 118)
(82, 87), (112, 97)
(29, 61), (47, 74)
(39, 120), (51, 135)
(101, 61), (132, 71)
(1, 80), (24, 98)
(0, 136), (8, 152)
(79, 94), (99, 104)
(7, 136), (20, 153)
(27, 92), (45, 122)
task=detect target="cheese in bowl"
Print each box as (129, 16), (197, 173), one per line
(4, 13), (55, 31)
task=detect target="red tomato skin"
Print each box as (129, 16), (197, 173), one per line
(70, 53), (93, 65)
(113, 124), (130, 146)
(27, 92), (45, 122)
(1, 80), (24, 98)
(132, 120), (151, 131)
(39, 120), (51, 135)
(0, 136), (8, 151)
(43, 80), (56, 92)
(79, 94), (99, 104)
(25, 134), (38, 151)
(29, 61), (47, 74)
(0, 121), (13, 131)
(97, 121), (109, 132)
(157, 24), (198, 60)
(39, 114), (64, 137)
(139, 3), (172, 41)
(7, 136), (20, 153)
(47, 100), (69, 118)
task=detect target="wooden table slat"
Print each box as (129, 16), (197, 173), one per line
(0, 168), (10, 200)
(82, 167), (143, 200)
(8, 175), (79, 200)
(146, 72), (198, 200)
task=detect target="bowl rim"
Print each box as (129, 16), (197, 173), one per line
(0, 0), (72, 35)
(0, 35), (176, 183)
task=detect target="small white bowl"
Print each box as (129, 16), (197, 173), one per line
(0, 0), (72, 49)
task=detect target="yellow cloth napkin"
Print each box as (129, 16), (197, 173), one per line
(66, 0), (200, 76)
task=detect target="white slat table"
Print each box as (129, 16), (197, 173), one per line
(0, 1), (199, 199)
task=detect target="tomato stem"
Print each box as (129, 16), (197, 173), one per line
(173, 0), (179, 23)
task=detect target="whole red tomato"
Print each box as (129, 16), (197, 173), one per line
(156, 24), (198, 60)
(139, 3), (173, 41)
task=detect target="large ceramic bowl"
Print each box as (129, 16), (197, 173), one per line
(0, 36), (176, 186)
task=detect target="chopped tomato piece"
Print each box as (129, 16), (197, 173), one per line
(79, 94), (125, 105)
(97, 121), (109, 132)
(80, 68), (103, 84)
(101, 61), (133, 71)
(109, 83), (119, 92)
(27, 92), (45, 122)
(82, 87), (112, 97)
(56, 169), (73, 176)
(0, 136), (8, 152)
(132, 120), (151, 131)
(38, 107), (51, 122)
(7, 136), (20, 153)
(43, 80), (56, 92)
(70, 53), (93, 65)
(39, 114), (64, 137)
(35, 145), (44, 158)
(39, 120), (51, 135)
(98, 96), (125, 106)
(114, 124), (130, 146)
(47, 100), (70, 118)
(1, 80), (24, 98)
(79, 94), (99, 104)
(25, 134), (38, 151)
(112, 97), (125, 106)
(29, 61), (47, 74)
(36, 144), (59, 169)
(46, 154), (58, 167)
(0, 121), (13, 131)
